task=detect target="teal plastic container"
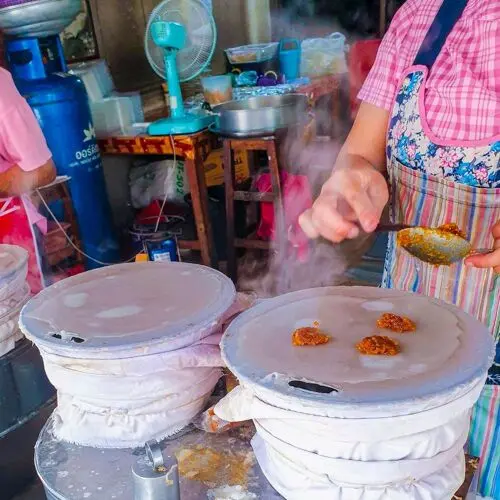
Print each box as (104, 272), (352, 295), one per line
(279, 38), (301, 81)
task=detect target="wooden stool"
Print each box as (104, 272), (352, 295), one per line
(30, 177), (84, 269)
(223, 135), (287, 284)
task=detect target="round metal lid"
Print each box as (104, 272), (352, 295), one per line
(20, 262), (235, 357)
(221, 287), (494, 414)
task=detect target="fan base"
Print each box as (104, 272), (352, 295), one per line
(148, 113), (214, 136)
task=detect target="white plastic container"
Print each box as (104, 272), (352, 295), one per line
(69, 59), (115, 102)
(90, 96), (135, 138)
(218, 287), (494, 500)
(90, 92), (144, 138)
(20, 262), (236, 448)
(110, 91), (144, 123)
(201, 74), (233, 105)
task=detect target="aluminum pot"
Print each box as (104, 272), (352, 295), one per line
(210, 93), (309, 137)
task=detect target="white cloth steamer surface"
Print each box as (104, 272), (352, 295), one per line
(19, 261), (236, 448)
(217, 286), (494, 500)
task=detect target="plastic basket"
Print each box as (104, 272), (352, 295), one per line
(225, 43), (278, 64)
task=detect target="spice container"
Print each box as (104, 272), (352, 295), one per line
(201, 74), (233, 105)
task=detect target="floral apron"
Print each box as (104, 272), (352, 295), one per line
(381, 0), (500, 496)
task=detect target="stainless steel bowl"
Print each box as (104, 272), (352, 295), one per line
(211, 93), (309, 136)
(0, 0), (82, 38)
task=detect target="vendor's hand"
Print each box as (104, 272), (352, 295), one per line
(299, 161), (389, 243)
(465, 221), (500, 273)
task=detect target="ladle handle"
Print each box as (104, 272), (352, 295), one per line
(468, 249), (492, 256)
(375, 223), (413, 233)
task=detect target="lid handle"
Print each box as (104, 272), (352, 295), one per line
(133, 440), (180, 500)
(289, 380), (339, 394)
(146, 440), (165, 470)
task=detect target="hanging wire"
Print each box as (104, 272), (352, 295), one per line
(36, 135), (179, 267)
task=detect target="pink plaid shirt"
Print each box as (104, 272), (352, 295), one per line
(358, 0), (500, 142)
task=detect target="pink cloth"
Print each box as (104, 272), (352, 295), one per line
(358, 0), (500, 142)
(256, 171), (312, 261)
(0, 68), (51, 173)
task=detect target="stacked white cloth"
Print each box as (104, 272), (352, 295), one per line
(32, 293), (253, 449)
(215, 379), (486, 500)
(0, 245), (30, 357)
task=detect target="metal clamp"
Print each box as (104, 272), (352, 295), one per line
(133, 440), (180, 500)
(146, 440), (165, 470)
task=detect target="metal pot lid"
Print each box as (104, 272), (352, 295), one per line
(20, 262), (235, 358)
(221, 287), (494, 415)
(0, 245), (28, 284)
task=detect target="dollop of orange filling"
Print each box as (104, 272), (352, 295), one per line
(356, 335), (400, 356)
(377, 313), (416, 333)
(292, 327), (330, 346)
(437, 223), (466, 239)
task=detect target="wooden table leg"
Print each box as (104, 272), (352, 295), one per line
(267, 139), (285, 258)
(184, 152), (217, 268)
(223, 139), (237, 283)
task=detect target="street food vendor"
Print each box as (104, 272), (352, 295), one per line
(0, 66), (56, 294)
(300, 0), (499, 497)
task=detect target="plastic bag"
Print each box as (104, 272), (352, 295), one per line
(301, 32), (347, 77)
(129, 159), (189, 208)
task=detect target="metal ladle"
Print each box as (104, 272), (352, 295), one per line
(396, 226), (490, 266)
(318, 224), (490, 266)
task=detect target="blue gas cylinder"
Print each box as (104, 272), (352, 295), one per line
(6, 37), (119, 269)
(15, 74), (119, 268)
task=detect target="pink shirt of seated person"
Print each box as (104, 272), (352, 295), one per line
(0, 66), (52, 230)
(0, 67), (52, 175)
(0, 67), (53, 294)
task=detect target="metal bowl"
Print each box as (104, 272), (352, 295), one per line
(0, 0), (82, 38)
(211, 93), (309, 136)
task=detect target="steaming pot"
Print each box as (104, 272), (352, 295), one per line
(210, 93), (309, 137)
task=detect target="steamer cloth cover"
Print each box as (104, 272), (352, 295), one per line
(219, 287), (494, 499)
(20, 262), (236, 448)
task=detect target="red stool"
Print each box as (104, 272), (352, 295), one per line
(348, 40), (382, 119)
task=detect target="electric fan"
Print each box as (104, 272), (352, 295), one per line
(145, 0), (217, 135)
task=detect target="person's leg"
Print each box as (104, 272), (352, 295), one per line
(469, 384), (500, 498)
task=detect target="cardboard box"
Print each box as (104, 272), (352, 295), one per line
(204, 148), (250, 187)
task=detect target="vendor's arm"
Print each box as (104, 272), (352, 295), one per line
(299, 104), (390, 242)
(0, 69), (55, 197)
(0, 159), (56, 198)
(300, 3), (408, 242)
